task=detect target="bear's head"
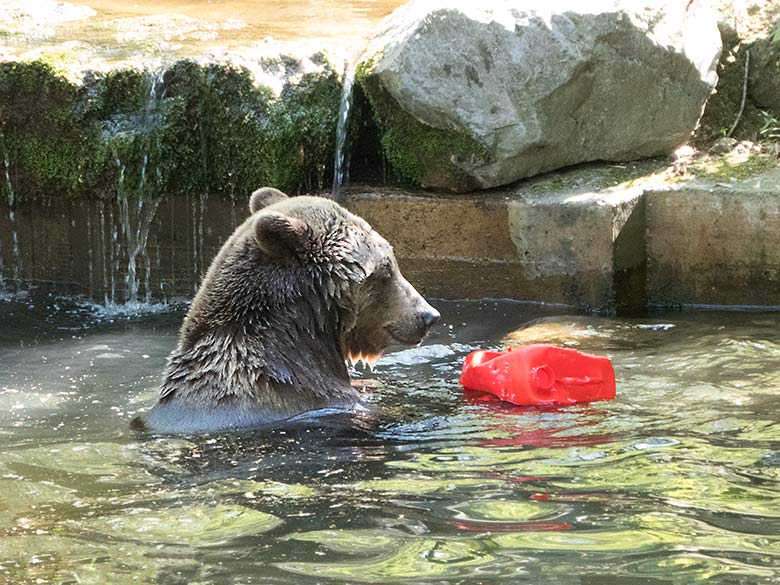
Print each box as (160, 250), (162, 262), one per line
(249, 188), (440, 367)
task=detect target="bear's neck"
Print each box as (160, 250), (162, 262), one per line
(259, 307), (351, 388)
(163, 275), (360, 416)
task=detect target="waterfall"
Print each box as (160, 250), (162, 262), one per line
(194, 191), (208, 294)
(99, 200), (109, 306)
(2, 139), (21, 290)
(125, 69), (164, 306)
(118, 189), (160, 306)
(107, 68), (166, 308)
(111, 164), (121, 305)
(331, 61), (356, 198)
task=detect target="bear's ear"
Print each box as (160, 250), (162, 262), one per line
(254, 211), (310, 259)
(249, 187), (288, 214)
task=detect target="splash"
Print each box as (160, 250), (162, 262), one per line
(117, 182), (161, 306)
(78, 296), (183, 320)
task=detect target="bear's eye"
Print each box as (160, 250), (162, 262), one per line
(371, 260), (393, 282)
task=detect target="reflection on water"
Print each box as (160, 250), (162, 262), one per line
(1, 293), (780, 583)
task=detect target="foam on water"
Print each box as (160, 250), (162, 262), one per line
(76, 298), (185, 320)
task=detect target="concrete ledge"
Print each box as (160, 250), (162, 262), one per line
(2, 165), (779, 311)
(646, 170), (780, 308)
(343, 192), (526, 300)
(343, 183), (646, 310)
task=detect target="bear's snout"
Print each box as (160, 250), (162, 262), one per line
(418, 306), (440, 329)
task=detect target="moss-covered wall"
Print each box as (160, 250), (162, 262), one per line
(0, 59), (342, 202)
(354, 60), (488, 191)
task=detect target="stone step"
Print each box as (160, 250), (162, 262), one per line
(3, 162), (778, 311)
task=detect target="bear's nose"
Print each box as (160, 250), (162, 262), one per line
(420, 307), (441, 328)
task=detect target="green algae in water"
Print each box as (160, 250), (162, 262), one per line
(0, 535), (181, 585)
(287, 528), (403, 554)
(77, 504), (283, 547)
(0, 479), (76, 526)
(450, 500), (569, 523)
(2, 441), (188, 486)
(278, 538), (498, 582)
(351, 475), (505, 495)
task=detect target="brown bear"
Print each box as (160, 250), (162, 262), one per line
(143, 188), (440, 433)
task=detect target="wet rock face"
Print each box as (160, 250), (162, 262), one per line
(358, 0), (722, 192)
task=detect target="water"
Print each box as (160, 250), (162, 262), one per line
(1, 294), (780, 584)
(66, 0), (405, 45)
(1, 135), (20, 290)
(332, 61), (356, 197)
(7, 0), (406, 67)
(108, 70), (165, 307)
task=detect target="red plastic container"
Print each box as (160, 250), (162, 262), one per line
(460, 344), (616, 406)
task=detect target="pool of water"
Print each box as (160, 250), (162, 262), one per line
(3, 0), (406, 65)
(1, 292), (780, 584)
(66, 0), (405, 42)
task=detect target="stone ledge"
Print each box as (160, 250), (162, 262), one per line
(2, 165), (779, 312)
(645, 169), (780, 308)
(343, 181), (646, 311)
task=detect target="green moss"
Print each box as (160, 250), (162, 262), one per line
(517, 158), (672, 194)
(0, 58), (343, 201)
(265, 70), (341, 193)
(97, 69), (149, 115)
(152, 60), (272, 198)
(355, 60), (488, 190)
(35, 49), (75, 77)
(0, 61), (95, 198)
(689, 153), (778, 182)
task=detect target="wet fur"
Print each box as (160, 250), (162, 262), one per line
(144, 190), (437, 434)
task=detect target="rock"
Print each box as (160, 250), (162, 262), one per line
(696, 2), (780, 143)
(708, 136), (739, 154)
(749, 36), (780, 114)
(358, 0), (722, 192)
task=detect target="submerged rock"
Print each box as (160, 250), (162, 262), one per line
(358, 0), (722, 191)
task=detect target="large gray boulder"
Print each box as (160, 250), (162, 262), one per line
(358, 0), (722, 192)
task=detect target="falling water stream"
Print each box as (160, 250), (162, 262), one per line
(1, 137), (21, 290)
(332, 62), (357, 197)
(110, 69), (166, 307)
